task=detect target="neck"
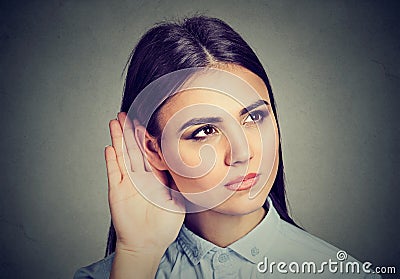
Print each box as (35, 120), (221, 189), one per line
(184, 207), (267, 248)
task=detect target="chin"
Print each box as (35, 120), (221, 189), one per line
(211, 195), (267, 216)
(179, 181), (272, 214)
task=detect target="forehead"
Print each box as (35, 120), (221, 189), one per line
(159, 65), (270, 123)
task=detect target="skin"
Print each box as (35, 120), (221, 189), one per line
(106, 64), (280, 278)
(141, 64), (280, 247)
(107, 115), (185, 279)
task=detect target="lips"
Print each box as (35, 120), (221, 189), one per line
(224, 173), (260, 191)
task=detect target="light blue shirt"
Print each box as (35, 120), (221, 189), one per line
(74, 197), (381, 278)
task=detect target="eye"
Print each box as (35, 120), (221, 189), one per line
(243, 110), (267, 124)
(190, 124), (219, 140)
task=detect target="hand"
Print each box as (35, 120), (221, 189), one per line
(105, 112), (185, 254)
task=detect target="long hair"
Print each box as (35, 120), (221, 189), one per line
(105, 15), (300, 257)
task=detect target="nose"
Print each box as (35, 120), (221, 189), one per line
(224, 129), (253, 166)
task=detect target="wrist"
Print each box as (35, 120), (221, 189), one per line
(115, 244), (166, 259)
(111, 246), (164, 279)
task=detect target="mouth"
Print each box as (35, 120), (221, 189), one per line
(224, 173), (260, 191)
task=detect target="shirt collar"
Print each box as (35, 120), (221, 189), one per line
(177, 223), (215, 265)
(177, 196), (281, 265)
(229, 196), (280, 263)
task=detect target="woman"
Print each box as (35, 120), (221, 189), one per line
(74, 16), (380, 278)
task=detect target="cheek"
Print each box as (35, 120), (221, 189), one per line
(247, 129), (263, 153)
(178, 142), (202, 167)
(170, 175), (210, 194)
(178, 140), (226, 168)
(171, 142), (229, 194)
(171, 166), (229, 193)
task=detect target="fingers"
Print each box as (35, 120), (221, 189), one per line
(117, 112), (148, 172)
(109, 119), (129, 177)
(104, 145), (121, 188)
(120, 122), (133, 174)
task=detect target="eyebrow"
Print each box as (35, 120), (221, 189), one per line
(239, 99), (270, 116)
(179, 117), (223, 132)
(178, 100), (270, 132)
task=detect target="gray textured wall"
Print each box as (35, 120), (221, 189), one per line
(0, 1), (399, 278)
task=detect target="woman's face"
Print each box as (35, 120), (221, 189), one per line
(155, 65), (279, 215)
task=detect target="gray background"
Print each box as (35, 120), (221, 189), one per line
(1, 0), (399, 278)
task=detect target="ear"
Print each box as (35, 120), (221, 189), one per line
(133, 119), (168, 171)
